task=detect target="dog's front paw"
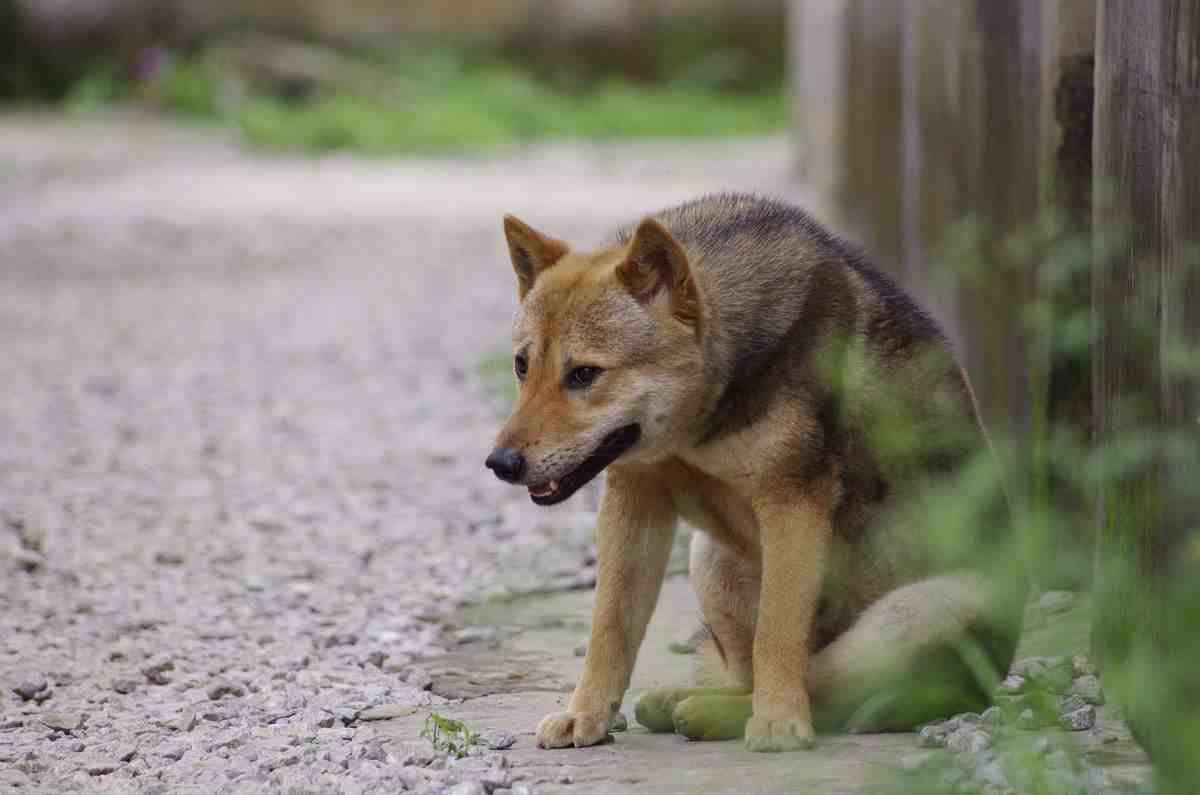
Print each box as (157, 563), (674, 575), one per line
(536, 710), (612, 749)
(744, 714), (815, 752)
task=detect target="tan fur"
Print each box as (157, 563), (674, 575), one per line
(491, 196), (1024, 753)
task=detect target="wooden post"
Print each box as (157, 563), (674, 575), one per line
(788, 0), (852, 213)
(1092, 0), (1200, 780)
(1035, 0), (1097, 588)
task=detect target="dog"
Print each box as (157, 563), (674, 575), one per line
(485, 193), (1025, 752)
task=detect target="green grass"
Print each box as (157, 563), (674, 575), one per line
(234, 72), (786, 155)
(64, 49), (786, 155)
(420, 712), (481, 759)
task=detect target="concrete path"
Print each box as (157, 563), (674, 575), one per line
(376, 574), (1153, 794)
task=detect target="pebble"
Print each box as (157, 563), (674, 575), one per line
(84, 757), (120, 776)
(207, 681), (245, 701)
(141, 659), (175, 686)
(447, 782), (488, 795)
(454, 627), (497, 644)
(42, 713), (86, 732)
(404, 669), (434, 691)
(996, 674), (1025, 694)
(1059, 705), (1097, 731)
(945, 728), (991, 753)
(356, 704), (416, 722)
(12, 676), (49, 702)
(919, 723), (949, 748)
(111, 678), (139, 695)
(573, 641), (588, 657)
(481, 730), (517, 751)
(980, 707), (1003, 726)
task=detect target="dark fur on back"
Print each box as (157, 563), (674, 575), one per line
(620, 193), (1004, 591)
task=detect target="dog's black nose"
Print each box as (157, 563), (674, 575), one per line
(485, 447), (526, 483)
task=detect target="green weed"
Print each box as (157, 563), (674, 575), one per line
(421, 712), (481, 759)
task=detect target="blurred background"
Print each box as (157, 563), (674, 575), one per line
(2, 1), (1197, 793)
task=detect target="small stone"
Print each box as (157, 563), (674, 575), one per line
(365, 650), (387, 668)
(557, 766), (575, 784)
(404, 669), (433, 691)
(141, 658), (174, 685)
(1038, 590), (1077, 615)
(13, 550), (44, 572)
(174, 711), (198, 733)
(42, 712), (85, 732)
(357, 704), (415, 722)
(1072, 655), (1095, 677)
(482, 765), (513, 792)
(1059, 705), (1096, 731)
(454, 626), (495, 644)
(996, 674), (1026, 694)
(12, 676), (48, 702)
(919, 723), (949, 747)
(945, 728), (991, 753)
(573, 641), (588, 657)
(160, 744), (187, 762)
(325, 632), (358, 648)
(206, 681), (245, 701)
(111, 678), (139, 695)
(980, 707), (1003, 726)
(153, 549), (184, 566)
(85, 757), (120, 776)
(611, 711), (628, 732)
(1016, 708), (1039, 730)
(1068, 674), (1105, 705)
(482, 730), (517, 750)
(446, 783), (487, 795)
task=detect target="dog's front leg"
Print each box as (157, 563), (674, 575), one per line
(745, 490), (833, 752)
(536, 467), (676, 748)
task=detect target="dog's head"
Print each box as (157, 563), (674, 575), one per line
(485, 214), (706, 505)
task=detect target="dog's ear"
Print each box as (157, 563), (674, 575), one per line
(617, 218), (701, 326)
(503, 215), (569, 300)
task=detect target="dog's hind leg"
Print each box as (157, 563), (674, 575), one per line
(635, 533), (759, 739)
(807, 572), (1021, 732)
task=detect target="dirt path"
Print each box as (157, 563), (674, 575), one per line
(0, 112), (814, 792)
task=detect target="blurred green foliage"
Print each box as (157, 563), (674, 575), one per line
(233, 76), (785, 154)
(36, 37), (786, 154)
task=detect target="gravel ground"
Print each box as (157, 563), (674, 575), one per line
(0, 114), (806, 793)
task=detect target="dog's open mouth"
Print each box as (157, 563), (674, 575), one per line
(527, 424), (641, 506)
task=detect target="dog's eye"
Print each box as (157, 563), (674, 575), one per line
(514, 354), (528, 380)
(566, 366), (603, 390)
